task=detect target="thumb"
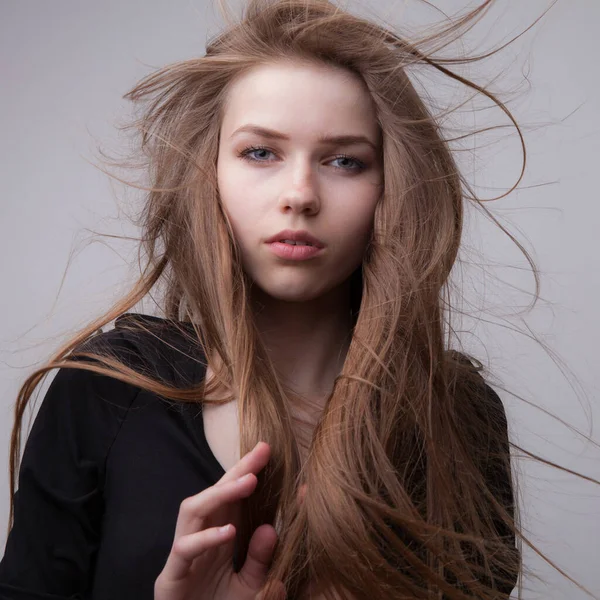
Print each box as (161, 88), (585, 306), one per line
(237, 523), (282, 594)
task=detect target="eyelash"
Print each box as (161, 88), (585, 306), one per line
(237, 145), (366, 172)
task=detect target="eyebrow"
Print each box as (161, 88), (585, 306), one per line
(230, 124), (378, 152)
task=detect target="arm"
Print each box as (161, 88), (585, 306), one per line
(478, 381), (520, 597)
(0, 362), (139, 598)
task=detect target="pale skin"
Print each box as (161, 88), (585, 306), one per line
(156, 59), (383, 599)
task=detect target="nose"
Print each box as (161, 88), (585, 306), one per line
(277, 170), (320, 216)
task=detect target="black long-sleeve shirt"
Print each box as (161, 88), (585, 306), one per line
(0, 312), (518, 599)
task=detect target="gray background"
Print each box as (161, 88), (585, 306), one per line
(1, 1), (599, 597)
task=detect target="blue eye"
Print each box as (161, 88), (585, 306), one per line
(238, 145), (366, 172)
(331, 154), (365, 171)
(239, 146), (273, 162)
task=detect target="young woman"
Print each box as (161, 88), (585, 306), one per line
(2, 0), (587, 598)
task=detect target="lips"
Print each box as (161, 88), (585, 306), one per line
(265, 229), (325, 248)
(267, 241), (323, 261)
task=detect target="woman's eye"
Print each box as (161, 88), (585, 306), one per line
(237, 145), (366, 172)
(239, 146), (273, 162)
(331, 154), (365, 171)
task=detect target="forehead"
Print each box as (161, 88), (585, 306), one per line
(220, 60), (380, 142)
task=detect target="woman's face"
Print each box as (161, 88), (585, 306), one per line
(217, 60), (383, 303)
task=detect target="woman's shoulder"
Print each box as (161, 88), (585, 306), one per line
(74, 312), (208, 389)
(446, 350), (506, 410)
(445, 349), (512, 456)
(445, 351), (513, 482)
(30, 313), (207, 448)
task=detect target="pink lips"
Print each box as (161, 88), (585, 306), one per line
(265, 228), (325, 261)
(267, 241), (323, 261)
(265, 229), (325, 248)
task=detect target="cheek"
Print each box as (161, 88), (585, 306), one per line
(221, 204), (252, 253)
(335, 205), (377, 266)
(219, 194), (267, 262)
(217, 170), (255, 239)
(341, 203), (377, 244)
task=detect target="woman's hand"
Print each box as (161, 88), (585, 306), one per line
(154, 441), (286, 600)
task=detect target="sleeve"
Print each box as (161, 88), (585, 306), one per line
(449, 376), (519, 599)
(451, 353), (520, 595)
(478, 381), (520, 597)
(0, 346), (141, 599)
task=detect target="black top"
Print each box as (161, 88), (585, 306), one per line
(0, 313), (517, 599)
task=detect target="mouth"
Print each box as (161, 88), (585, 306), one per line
(277, 239), (314, 247)
(265, 229), (325, 248)
(266, 241), (324, 261)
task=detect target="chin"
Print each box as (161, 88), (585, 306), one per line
(255, 281), (328, 304)
(267, 289), (324, 303)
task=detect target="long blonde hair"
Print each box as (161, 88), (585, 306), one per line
(7, 1), (598, 598)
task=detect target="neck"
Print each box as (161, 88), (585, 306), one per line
(250, 280), (353, 406)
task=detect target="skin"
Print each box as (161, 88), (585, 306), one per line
(216, 59), (384, 411)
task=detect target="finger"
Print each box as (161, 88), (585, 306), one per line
(174, 471), (258, 539)
(236, 524), (281, 593)
(173, 441), (270, 539)
(217, 440), (272, 485)
(160, 522), (237, 581)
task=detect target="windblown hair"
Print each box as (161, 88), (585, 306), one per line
(6, 0), (598, 599)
